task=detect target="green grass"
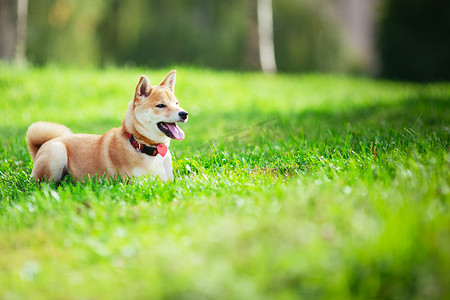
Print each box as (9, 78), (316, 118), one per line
(0, 65), (449, 299)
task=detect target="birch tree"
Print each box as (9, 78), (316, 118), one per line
(246, 0), (277, 73)
(257, 0), (277, 73)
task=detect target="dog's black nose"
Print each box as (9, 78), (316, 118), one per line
(179, 111), (188, 119)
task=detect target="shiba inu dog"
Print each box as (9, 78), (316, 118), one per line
(26, 70), (188, 183)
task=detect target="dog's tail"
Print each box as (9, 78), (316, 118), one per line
(26, 122), (73, 161)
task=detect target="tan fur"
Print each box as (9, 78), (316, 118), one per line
(26, 71), (188, 183)
(26, 122), (73, 160)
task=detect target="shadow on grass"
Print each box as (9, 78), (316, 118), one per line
(1, 95), (448, 154)
(179, 95), (449, 153)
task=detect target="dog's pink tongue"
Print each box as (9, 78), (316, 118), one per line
(166, 123), (185, 140)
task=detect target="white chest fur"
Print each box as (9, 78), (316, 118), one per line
(132, 150), (174, 182)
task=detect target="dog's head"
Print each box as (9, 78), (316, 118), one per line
(131, 71), (188, 143)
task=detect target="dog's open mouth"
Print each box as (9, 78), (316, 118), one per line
(157, 122), (185, 140)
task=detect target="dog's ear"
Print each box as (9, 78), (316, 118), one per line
(135, 75), (151, 101)
(159, 70), (176, 91)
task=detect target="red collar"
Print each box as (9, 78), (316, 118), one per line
(128, 133), (168, 157)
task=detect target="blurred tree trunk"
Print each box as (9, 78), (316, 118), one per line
(0, 0), (16, 61)
(257, 0), (277, 73)
(15, 0), (28, 64)
(0, 0), (28, 63)
(246, 0), (277, 73)
(336, 0), (377, 75)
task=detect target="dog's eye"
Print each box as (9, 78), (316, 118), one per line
(156, 104), (166, 108)
(176, 102), (179, 105)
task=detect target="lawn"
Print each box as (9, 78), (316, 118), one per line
(0, 65), (449, 299)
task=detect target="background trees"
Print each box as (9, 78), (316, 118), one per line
(23, 0), (355, 72)
(1, 0), (449, 80)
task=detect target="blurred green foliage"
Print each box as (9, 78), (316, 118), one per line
(23, 0), (450, 79)
(26, 0), (345, 72)
(273, 0), (344, 72)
